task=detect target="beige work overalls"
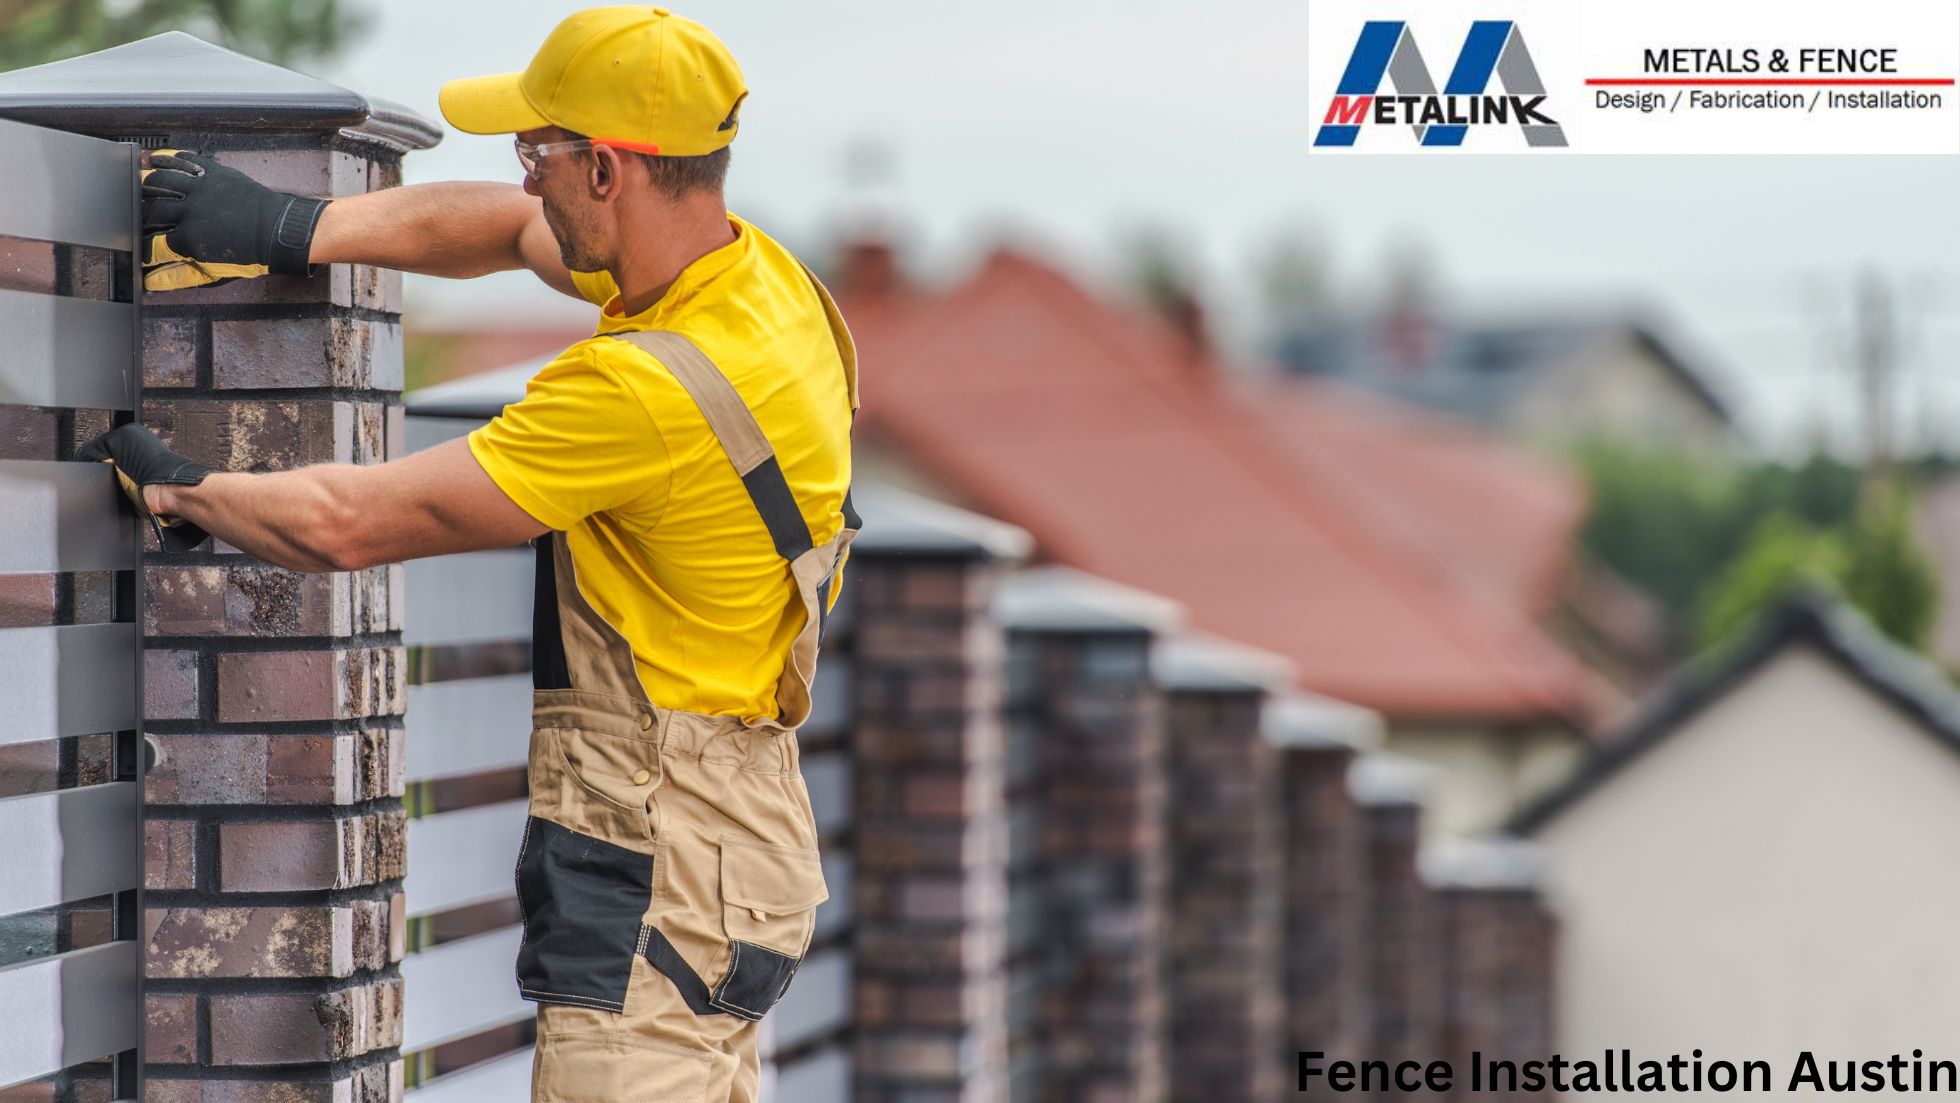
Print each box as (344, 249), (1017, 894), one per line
(516, 276), (858, 1102)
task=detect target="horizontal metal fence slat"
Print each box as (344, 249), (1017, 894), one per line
(770, 946), (850, 1052)
(0, 782), (138, 915)
(405, 675), (532, 783)
(405, 799), (527, 918)
(0, 121), (135, 252)
(411, 1046), (534, 1101)
(0, 941), (139, 1089)
(0, 462), (140, 575)
(0, 291), (135, 411)
(403, 551), (531, 646)
(802, 751), (851, 837)
(400, 925), (529, 1053)
(404, 416), (477, 454)
(804, 659), (849, 736)
(768, 1046), (849, 1103)
(0, 623), (139, 747)
(814, 850), (852, 940)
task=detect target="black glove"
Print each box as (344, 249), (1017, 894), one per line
(77, 423), (216, 553)
(140, 149), (332, 293)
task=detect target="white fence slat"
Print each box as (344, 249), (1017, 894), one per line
(405, 800), (527, 917)
(0, 291), (136, 412)
(405, 676), (531, 783)
(771, 947), (850, 1052)
(0, 783), (137, 915)
(0, 942), (138, 1089)
(803, 751), (851, 837)
(768, 1046), (850, 1103)
(400, 926), (528, 1052)
(0, 463), (139, 576)
(0, 120), (135, 252)
(411, 1046), (534, 1101)
(403, 552), (531, 646)
(0, 624), (139, 747)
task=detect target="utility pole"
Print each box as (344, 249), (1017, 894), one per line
(1856, 269), (1894, 484)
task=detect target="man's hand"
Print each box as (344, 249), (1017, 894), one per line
(140, 150), (332, 293)
(77, 423), (217, 552)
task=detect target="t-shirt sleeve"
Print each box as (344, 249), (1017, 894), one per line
(466, 345), (671, 531)
(569, 268), (617, 309)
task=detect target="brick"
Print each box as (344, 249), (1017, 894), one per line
(213, 317), (403, 390)
(0, 571), (58, 628)
(216, 646), (405, 723)
(219, 812), (404, 891)
(146, 818), (198, 890)
(145, 316), (202, 389)
(146, 734), (353, 805)
(146, 649), (201, 719)
(146, 993), (198, 1064)
(140, 397), (389, 473)
(207, 977), (401, 1065)
(0, 404), (59, 461)
(146, 906), (353, 979)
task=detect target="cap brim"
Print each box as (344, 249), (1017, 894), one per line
(438, 71), (551, 135)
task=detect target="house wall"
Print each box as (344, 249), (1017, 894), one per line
(1509, 336), (1731, 456)
(1535, 643), (1960, 1093)
(1385, 724), (1586, 839)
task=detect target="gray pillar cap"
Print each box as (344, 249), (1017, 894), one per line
(995, 566), (1184, 635)
(0, 31), (434, 145)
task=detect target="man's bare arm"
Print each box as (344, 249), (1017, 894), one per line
(146, 438), (550, 573)
(309, 181), (579, 297)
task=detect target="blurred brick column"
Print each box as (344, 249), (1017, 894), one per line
(848, 497), (1027, 1103)
(1156, 637), (1290, 1103)
(1268, 694), (1382, 1070)
(1430, 841), (1557, 1103)
(0, 33), (441, 1101)
(998, 569), (1178, 1103)
(1350, 755), (1444, 1095)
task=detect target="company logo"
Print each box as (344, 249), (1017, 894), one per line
(1315, 20), (1567, 148)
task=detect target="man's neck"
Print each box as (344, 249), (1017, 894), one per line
(610, 199), (738, 317)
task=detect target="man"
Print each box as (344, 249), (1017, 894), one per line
(84, 8), (857, 1100)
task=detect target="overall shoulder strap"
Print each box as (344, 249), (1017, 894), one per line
(606, 329), (816, 562)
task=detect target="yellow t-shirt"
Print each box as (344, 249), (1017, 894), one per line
(466, 213), (853, 723)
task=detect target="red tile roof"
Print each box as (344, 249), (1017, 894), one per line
(839, 248), (1593, 724)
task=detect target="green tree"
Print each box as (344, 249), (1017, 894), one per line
(1840, 482), (1939, 650)
(0, 0), (368, 71)
(1695, 514), (1843, 650)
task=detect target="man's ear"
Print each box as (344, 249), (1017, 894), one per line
(587, 146), (625, 202)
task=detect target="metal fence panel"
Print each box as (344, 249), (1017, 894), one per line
(0, 120), (137, 251)
(403, 550), (530, 646)
(404, 675), (531, 782)
(400, 926), (529, 1052)
(404, 800), (527, 918)
(0, 783), (138, 915)
(0, 942), (139, 1087)
(0, 290), (136, 411)
(412, 1048), (533, 1102)
(0, 623), (139, 746)
(0, 462), (140, 575)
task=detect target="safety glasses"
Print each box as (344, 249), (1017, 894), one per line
(515, 136), (599, 176)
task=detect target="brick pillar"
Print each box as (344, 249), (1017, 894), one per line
(0, 32), (441, 1101)
(1430, 841), (1557, 1103)
(1350, 755), (1444, 1096)
(1156, 637), (1289, 1103)
(848, 491), (1026, 1103)
(1268, 693), (1382, 1069)
(998, 568), (1177, 1103)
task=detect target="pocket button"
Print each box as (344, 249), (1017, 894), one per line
(638, 713), (653, 730)
(631, 768), (652, 786)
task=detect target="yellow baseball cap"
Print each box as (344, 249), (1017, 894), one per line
(438, 6), (746, 156)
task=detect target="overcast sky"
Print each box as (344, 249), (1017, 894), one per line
(311, 0), (1960, 454)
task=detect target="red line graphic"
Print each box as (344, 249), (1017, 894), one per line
(1586, 77), (1955, 86)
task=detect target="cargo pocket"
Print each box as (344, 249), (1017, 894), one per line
(532, 1029), (712, 1103)
(709, 834), (829, 1021)
(515, 815), (655, 1012)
